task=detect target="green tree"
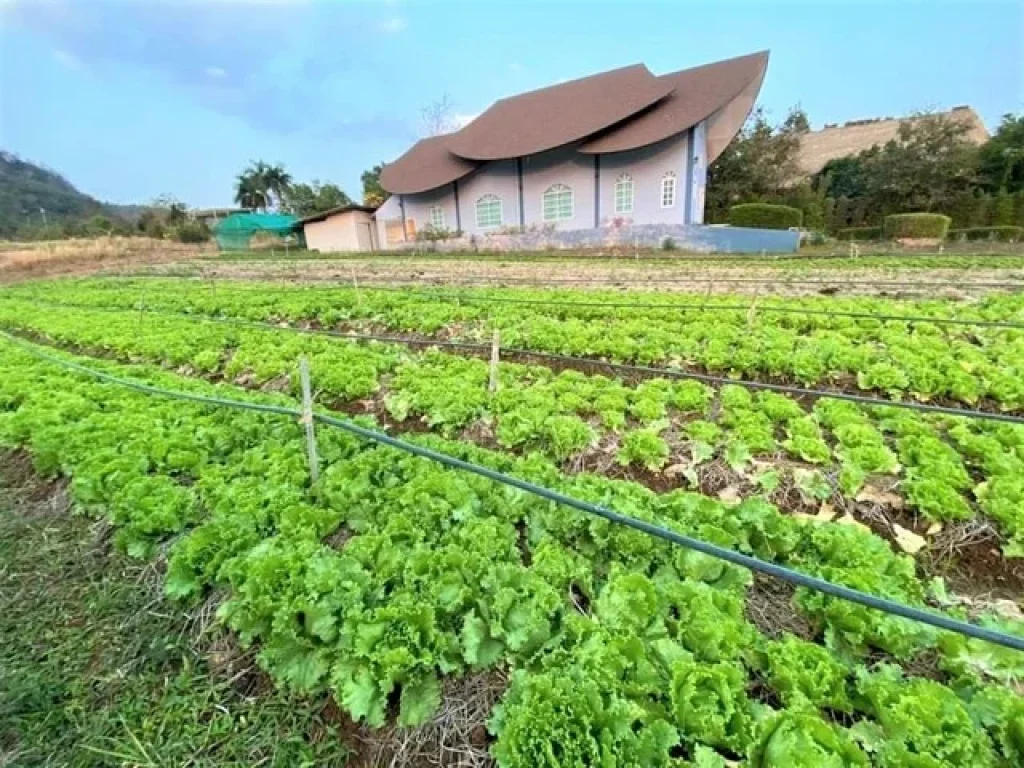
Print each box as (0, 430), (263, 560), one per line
(822, 196), (836, 232)
(976, 193), (993, 226)
(816, 150), (877, 199)
(85, 215), (113, 236)
(234, 161), (292, 211)
(860, 112), (977, 214)
(947, 189), (984, 228)
(361, 163), (388, 207)
(283, 181), (353, 218)
(234, 174), (268, 210)
(706, 105), (805, 221)
(977, 114), (1024, 194)
(783, 181), (825, 230)
(262, 164), (292, 208)
(136, 210), (165, 239)
(993, 188), (1015, 225)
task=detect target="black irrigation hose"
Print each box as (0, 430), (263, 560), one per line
(7, 295), (1022, 425)
(2, 328), (1022, 653)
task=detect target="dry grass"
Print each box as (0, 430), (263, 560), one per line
(0, 236), (211, 283)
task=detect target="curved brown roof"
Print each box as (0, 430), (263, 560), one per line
(445, 64), (674, 161)
(578, 51), (769, 154)
(379, 52), (770, 194)
(379, 135), (480, 195)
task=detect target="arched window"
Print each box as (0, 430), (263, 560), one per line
(429, 205), (445, 230)
(614, 174), (634, 214)
(542, 184), (573, 222)
(661, 172), (677, 208)
(475, 194), (502, 229)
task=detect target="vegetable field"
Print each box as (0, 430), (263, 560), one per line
(1, 275), (1023, 767)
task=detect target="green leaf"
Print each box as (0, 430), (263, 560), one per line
(340, 666), (388, 727)
(398, 673), (442, 727)
(461, 613), (504, 667)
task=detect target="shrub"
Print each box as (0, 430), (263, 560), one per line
(883, 213), (951, 240)
(416, 225), (460, 242)
(802, 231), (829, 246)
(660, 236), (676, 251)
(728, 203), (803, 230)
(171, 221), (211, 243)
(836, 226), (883, 241)
(993, 190), (1015, 226)
(947, 226), (1024, 243)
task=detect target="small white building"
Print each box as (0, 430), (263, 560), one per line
(300, 204), (379, 253)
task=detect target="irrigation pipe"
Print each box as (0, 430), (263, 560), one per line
(7, 296), (1022, 425)
(2, 328), (1023, 653)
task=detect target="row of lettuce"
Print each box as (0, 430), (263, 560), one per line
(7, 278), (1024, 409)
(1, 338), (1022, 766)
(1, 297), (1022, 560)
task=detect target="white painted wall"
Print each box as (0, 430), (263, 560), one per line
(374, 130), (707, 249)
(598, 131), (690, 226)
(304, 210), (376, 252)
(453, 159), (520, 235)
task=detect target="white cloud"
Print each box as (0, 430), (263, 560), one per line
(205, 66), (227, 78)
(378, 16), (407, 33)
(453, 112), (479, 129)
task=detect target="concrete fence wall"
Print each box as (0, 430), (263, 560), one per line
(396, 222), (800, 254)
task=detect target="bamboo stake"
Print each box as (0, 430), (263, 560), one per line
(489, 330), (500, 394)
(350, 267), (361, 307)
(299, 357), (320, 486)
(747, 287), (760, 329)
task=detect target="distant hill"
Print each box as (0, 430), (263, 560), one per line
(0, 151), (148, 238)
(795, 106), (990, 177)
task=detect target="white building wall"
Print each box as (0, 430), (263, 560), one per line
(598, 131), (690, 226)
(374, 130), (707, 249)
(454, 159), (520, 236)
(520, 145), (595, 230)
(304, 210), (376, 252)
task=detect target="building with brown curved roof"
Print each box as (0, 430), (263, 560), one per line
(375, 51), (768, 248)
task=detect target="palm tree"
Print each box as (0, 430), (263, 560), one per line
(234, 172), (268, 211)
(262, 164), (292, 209)
(234, 161), (291, 211)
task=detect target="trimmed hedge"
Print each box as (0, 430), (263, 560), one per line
(836, 227), (883, 241)
(728, 203), (803, 230)
(883, 213), (951, 240)
(947, 226), (1024, 243)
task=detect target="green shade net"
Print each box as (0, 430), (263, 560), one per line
(213, 212), (302, 251)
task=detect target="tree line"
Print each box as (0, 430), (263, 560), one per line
(232, 161), (386, 217)
(706, 108), (1024, 233)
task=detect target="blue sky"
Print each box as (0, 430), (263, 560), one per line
(0, 0), (1020, 208)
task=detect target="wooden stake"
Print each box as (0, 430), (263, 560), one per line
(747, 288), (760, 329)
(137, 287), (147, 326)
(299, 357), (320, 486)
(350, 267), (361, 306)
(705, 279), (714, 299)
(488, 330), (500, 394)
